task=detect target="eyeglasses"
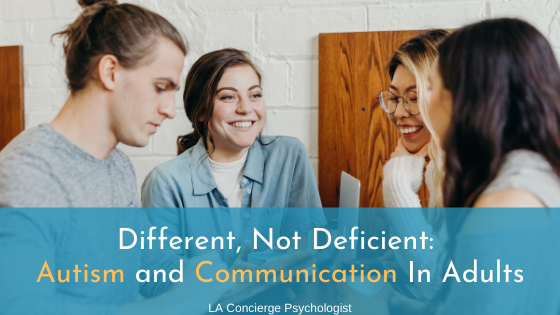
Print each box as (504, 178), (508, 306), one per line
(377, 90), (420, 115)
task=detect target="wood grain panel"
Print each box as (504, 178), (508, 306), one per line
(0, 46), (24, 151)
(319, 31), (431, 208)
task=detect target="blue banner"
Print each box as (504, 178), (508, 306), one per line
(0, 208), (558, 314)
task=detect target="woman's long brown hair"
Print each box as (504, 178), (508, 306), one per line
(435, 18), (560, 303)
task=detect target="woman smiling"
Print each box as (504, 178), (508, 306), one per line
(381, 30), (449, 209)
(379, 30), (449, 301)
(141, 48), (325, 265)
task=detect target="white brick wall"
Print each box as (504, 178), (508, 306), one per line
(1, 0), (560, 192)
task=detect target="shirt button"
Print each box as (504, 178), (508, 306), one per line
(245, 239), (250, 245)
(242, 178), (248, 184)
(246, 188), (251, 194)
(245, 213), (251, 220)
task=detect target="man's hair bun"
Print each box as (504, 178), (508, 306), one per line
(56, 0), (186, 92)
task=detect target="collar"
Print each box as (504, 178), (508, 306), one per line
(243, 138), (264, 184)
(190, 137), (265, 196)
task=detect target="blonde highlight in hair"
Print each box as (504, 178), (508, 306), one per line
(388, 30), (449, 215)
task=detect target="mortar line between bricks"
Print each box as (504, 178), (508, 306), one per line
(287, 61), (294, 104)
(262, 55), (319, 61)
(128, 154), (177, 158)
(366, 6), (369, 31)
(129, 154), (318, 159)
(184, 1), (486, 15)
(252, 14), (258, 56)
(484, 1), (492, 19)
(267, 106), (318, 110)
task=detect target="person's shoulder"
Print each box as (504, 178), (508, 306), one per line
(500, 149), (553, 176)
(483, 149), (560, 206)
(462, 201), (549, 234)
(145, 150), (193, 185)
(270, 135), (304, 146)
(259, 135), (307, 155)
(0, 126), (59, 172)
(474, 188), (545, 208)
(0, 125), (54, 159)
(463, 189), (547, 235)
(0, 127), (68, 206)
(141, 151), (195, 203)
(158, 151), (192, 172)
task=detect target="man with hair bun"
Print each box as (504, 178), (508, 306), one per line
(1, 0), (187, 207)
(0, 1), (232, 314)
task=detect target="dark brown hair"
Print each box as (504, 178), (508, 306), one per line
(177, 48), (262, 155)
(435, 19), (560, 303)
(54, 0), (187, 92)
(438, 18), (560, 209)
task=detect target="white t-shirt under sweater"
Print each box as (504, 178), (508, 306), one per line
(209, 150), (248, 239)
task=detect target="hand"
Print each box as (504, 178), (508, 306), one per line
(390, 138), (429, 160)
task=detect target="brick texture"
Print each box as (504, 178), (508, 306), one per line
(1, 0), (557, 188)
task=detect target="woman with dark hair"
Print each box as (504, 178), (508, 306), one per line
(426, 18), (560, 313)
(141, 48), (325, 265)
(432, 20), (560, 208)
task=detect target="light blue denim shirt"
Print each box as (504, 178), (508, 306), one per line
(141, 136), (326, 265)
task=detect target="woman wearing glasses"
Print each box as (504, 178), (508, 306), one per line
(378, 30), (449, 300)
(380, 30), (449, 209)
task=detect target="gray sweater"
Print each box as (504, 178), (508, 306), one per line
(481, 149), (560, 206)
(438, 150), (560, 314)
(0, 124), (180, 314)
(0, 124), (140, 207)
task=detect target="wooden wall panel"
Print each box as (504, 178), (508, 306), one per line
(0, 46), (24, 151)
(319, 31), (430, 208)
